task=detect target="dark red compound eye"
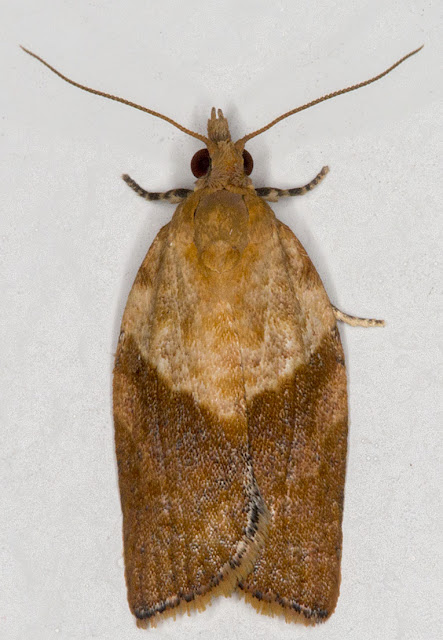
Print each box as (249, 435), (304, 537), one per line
(243, 149), (253, 175)
(191, 148), (211, 177)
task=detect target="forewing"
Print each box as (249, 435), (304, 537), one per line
(240, 215), (348, 622)
(113, 213), (266, 626)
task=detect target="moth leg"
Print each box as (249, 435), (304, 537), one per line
(122, 174), (192, 203)
(255, 166), (329, 202)
(332, 305), (385, 327)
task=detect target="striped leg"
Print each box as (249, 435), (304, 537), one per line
(256, 166), (329, 202)
(332, 305), (385, 328)
(122, 174), (192, 203)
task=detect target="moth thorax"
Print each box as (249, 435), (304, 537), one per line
(194, 191), (249, 272)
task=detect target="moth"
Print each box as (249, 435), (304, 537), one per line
(22, 45), (421, 627)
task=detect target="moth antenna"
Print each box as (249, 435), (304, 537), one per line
(239, 46), (423, 144)
(20, 46), (210, 144)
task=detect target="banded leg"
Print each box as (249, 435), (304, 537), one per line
(332, 305), (385, 327)
(122, 174), (192, 203)
(256, 166), (329, 202)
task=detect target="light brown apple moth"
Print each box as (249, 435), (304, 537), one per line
(22, 45), (422, 627)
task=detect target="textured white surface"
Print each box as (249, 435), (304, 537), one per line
(1, 1), (441, 639)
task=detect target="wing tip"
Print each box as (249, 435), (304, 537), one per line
(133, 493), (270, 628)
(239, 588), (336, 625)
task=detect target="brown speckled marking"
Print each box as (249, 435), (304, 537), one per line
(239, 329), (347, 622)
(114, 334), (268, 625)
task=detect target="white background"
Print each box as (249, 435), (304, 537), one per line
(1, 1), (441, 639)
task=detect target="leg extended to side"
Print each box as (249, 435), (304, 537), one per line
(332, 305), (385, 327)
(256, 166), (329, 202)
(122, 174), (192, 204)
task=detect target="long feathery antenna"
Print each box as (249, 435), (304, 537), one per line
(20, 46), (210, 144)
(239, 46), (423, 144)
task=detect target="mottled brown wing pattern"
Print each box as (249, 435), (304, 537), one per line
(114, 190), (347, 626)
(239, 219), (347, 622)
(113, 214), (268, 626)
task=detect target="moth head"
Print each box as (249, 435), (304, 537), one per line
(190, 108), (253, 189)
